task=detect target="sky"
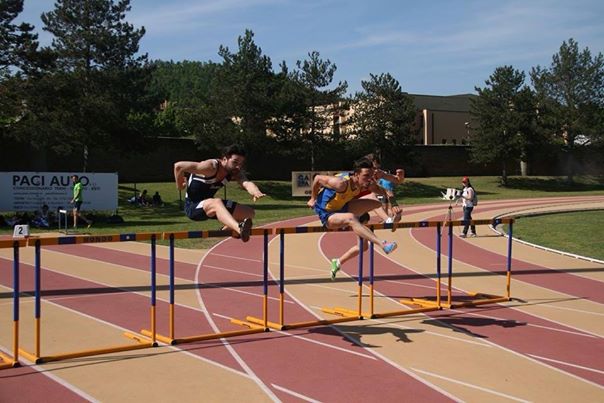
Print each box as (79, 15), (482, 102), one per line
(17, 0), (604, 96)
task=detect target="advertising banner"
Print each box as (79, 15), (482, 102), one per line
(0, 172), (118, 212)
(291, 171), (340, 197)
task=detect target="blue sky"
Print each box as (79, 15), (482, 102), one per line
(18, 0), (604, 96)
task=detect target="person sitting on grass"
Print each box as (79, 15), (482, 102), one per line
(152, 191), (163, 207)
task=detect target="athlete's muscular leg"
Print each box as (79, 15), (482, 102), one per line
(202, 198), (242, 235)
(327, 212), (388, 252)
(231, 204), (255, 222)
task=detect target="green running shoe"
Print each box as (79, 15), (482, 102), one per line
(330, 259), (340, 281)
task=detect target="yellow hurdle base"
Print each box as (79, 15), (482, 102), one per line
(18, 332), (155, 364)
(0, 352), (18, 369)
(321, 307), (363, 320)
(447, 293), (510, 308)
(247, 311), (363, 331)
(399, 297), (441, 308)
(245, 316), (285, 330)
(142, 326), (267, 345)
(370, 305), (440, 319)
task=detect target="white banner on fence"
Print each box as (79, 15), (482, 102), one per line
(291, 171), (340, 197)
(0, 172), (118, 212)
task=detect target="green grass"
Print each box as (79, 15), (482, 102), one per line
(2, 175), (603, 250)
(513, 211), (604, 261)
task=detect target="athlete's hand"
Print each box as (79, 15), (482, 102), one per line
(176, 177), (186, 190)
(307, 198), (316, 209)
(252, 192), (266, 202)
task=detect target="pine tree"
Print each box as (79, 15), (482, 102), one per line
(469, 66), (539, 186)
(351, 73), (416, 165)
(531, 38), (604, 182)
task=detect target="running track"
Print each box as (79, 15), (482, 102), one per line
(1, 196), (603, 402)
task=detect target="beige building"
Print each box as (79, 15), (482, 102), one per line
(328, 93), (476, 145)
(412, 93), (476, 145)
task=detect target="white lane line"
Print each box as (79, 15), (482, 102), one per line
(313, 234), (462, 402)
(384, 279), (442, 290)
(196, 241), (281, 402)
(539, 303), (604, 317)
(306, 305), (491, 348)
(271, 383), (322, 403)
(411, 367), (532, 403)
(0, 344), (100, 402)
(526, 323), (599, 338)
(212, 313), (376, 360)
(12, 295), (252, 379)
(367, 317), (492, 348)
(450, 309), (600, 339)
(0, 259), (213, 313)
(527, 354), (604, 375)
(206, 252), (329, 273)
(202, 280), (294, 304)
(202, 263), (264, 278)
(210, 253), (262, 263)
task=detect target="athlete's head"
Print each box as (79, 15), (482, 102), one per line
(221, 144), (246, 175)
(362, 153), (381, 169)
(352, 158), (374, 189)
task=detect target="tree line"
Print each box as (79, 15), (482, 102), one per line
(2, 0), (603, 184)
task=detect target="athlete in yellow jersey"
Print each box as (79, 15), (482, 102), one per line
(308, 158), (398, 280)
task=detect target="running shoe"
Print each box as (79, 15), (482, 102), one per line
(330, 258), (340, 281)
(239, 218), (252, 242)
(382, 241), (398, 254)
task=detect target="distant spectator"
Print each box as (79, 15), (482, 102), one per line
(152, 191), (163, 207)
(138, 189), (150, 206)
(70, 175), (92, 228)
(6, 212), (28, 226)
(32, 204), (51, 228)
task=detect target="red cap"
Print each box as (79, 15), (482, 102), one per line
(462, 176), (469, 183)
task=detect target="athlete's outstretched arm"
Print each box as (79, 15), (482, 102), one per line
(241, 180), (266, 202)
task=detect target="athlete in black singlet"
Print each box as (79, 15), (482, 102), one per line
(173, 144), (266, 242)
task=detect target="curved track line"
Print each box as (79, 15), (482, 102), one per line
(194, 239), (280, 402)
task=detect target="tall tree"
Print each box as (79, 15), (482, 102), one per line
(217, 30), (276, 144)
(30, 0), (152, 170)
(0, 0), (39, 129)
(147, 60), (221, 137)
(531, 38), (604, 182)
(469, 66), (539, 186)
(295, 51), (347, 170)
(266, 61), (308, 152)
(351, 73), (416, 165)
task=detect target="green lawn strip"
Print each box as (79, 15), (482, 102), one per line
(513, 210), (604, 261)
(2, 175), (603, 250)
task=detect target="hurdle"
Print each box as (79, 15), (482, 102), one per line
(141, 228), (270, 345)
(0, 239), (27, 369)
(399, 218), (514, 309)
(57, 209), (76, 234)
(362, 222), (443, 318)
(246, 226), (366, 330)
(17, 233), (159, 364)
